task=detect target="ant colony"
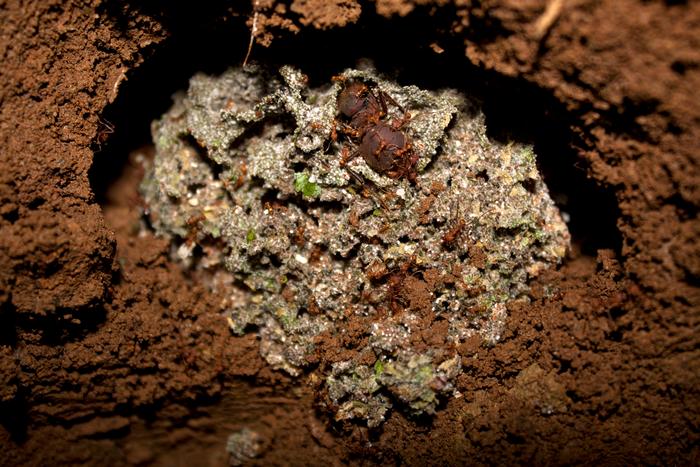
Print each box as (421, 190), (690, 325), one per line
(140, 64), (570, 427)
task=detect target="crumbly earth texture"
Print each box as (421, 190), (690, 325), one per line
(1, 1), (699, 465)
(141, 65), (569, 425)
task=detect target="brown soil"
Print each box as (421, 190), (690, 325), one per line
(1, 0), (699, 465)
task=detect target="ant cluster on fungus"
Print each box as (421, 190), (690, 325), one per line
(140, 63), (570, 426)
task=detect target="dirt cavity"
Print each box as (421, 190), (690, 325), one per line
(1, 0), (699, 465)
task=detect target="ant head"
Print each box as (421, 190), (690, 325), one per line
(337, 80), (370, 118)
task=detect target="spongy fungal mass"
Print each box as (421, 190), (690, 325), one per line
(140, 64), (570, 427)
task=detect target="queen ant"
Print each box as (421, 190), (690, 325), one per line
(334, 78), (419, 184)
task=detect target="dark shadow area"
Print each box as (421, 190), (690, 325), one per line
(0, 391), (29, 444)
(89, 2), (252, 205)
(7, 306), (109, 347)
(90, 2), (621, 255)
(0, 301), (17, 348)
(1, 298), (109, 350)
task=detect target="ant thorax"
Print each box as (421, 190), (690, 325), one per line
(140, 63), (570, 426)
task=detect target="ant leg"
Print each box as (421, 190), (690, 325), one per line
(323, 138), (333, 154)
(345, 165), (368, 188)
(330, 122), (338, 142)
(380, 91), (404, 113)
(324, 121), (343, 153)
(339, 144), (360, 166)
(376, 88), (389, 117)
(392, 110), (412, 130)
(336, 120), (360, 138)
(377, 92), (410, 129)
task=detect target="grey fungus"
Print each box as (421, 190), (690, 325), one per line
(140, 64), (570, 426)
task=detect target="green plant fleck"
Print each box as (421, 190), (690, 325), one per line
(246, 228), (256, 243)
(294, 172), (321, 198)
(374, 359), (384, 377)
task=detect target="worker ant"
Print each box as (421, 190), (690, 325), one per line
(334, 78), (419, 183)
(364, 255), (423, 314)
(442, 218), (466, 248)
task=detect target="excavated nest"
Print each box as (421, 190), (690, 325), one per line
(1, 1), (698, 465)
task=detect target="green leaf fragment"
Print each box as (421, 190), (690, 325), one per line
(294, 172), (321, 198)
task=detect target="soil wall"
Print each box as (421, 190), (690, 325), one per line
(1, 1), (698, 465)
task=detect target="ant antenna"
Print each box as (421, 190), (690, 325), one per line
(243, 0), (260, 68)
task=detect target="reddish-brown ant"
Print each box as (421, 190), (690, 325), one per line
(334, 78), (419, 183)
(184, 213), (206, 247)
(94, 117), (115, 152)
(385, 254), (421, 314)
(363, 255), (420, 314)
(442, 200), (468, 249)
(442, 218), (466, 248)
